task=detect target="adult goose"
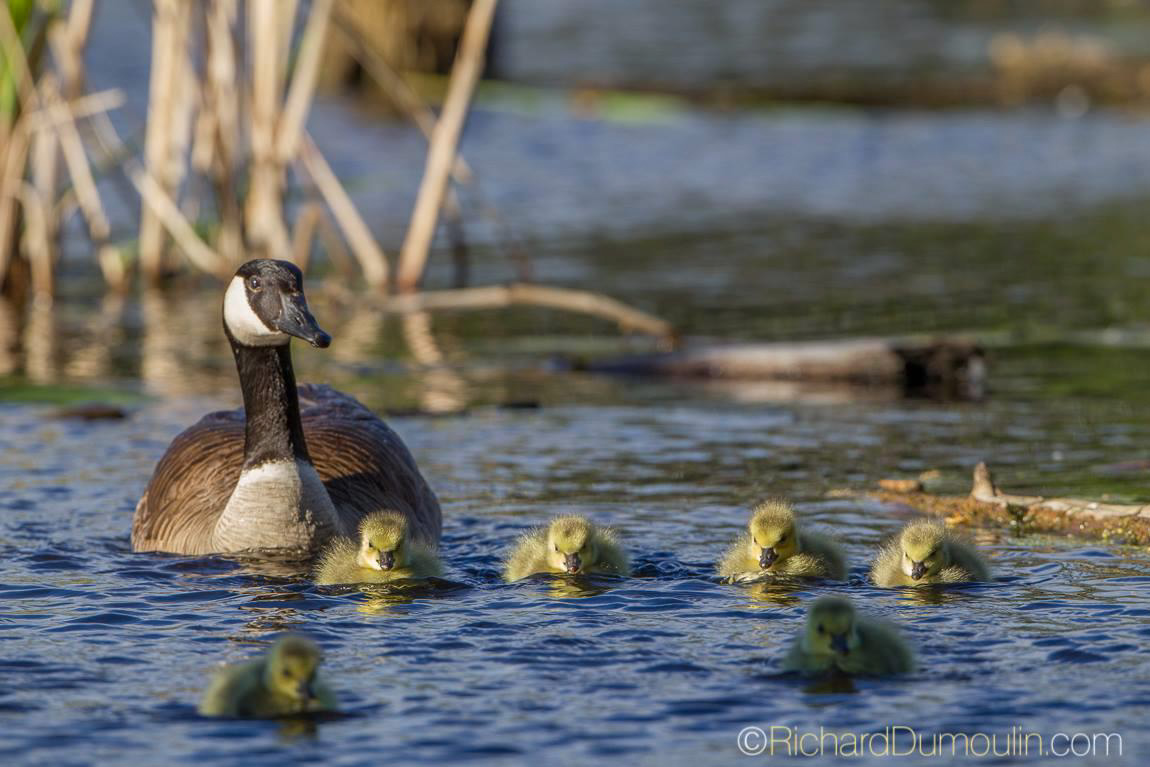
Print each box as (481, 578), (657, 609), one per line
(131, 259), (441, 556)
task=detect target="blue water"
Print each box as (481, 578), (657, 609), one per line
(2, 376), (1149, 765)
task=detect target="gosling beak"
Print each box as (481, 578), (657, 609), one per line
(830, 633), (850, 655)
(378, 551), (395, 571)
(274, 291), (331, 348)
(759, 547), (778, 569)
(910, 561), (927, 580)
(563, 553), (582, 574)
(297, 679), (315, 701)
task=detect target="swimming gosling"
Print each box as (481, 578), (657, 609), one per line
(315, 511), (442, 585)
(503, 516), (630, 581)
(783, 596), (915, 676)
(718, 500), (847, 582)
(870, 519), (990, 587)
(198, 635), (337, 718)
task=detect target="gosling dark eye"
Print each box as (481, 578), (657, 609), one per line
(817, 624), (824, 634)
(554, 544), (559, 552)
(248, 276), (262, 291)
(778, 535), (787, 543)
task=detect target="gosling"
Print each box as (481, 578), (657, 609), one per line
(315, 510), (442, 585)
(718, 500), (847, 582)
(503, 515), (630, 581)
(870, 519), (990, 587)
(198, 635), (337, 718)
(783, 596), (915, 676)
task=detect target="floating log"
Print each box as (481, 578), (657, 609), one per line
(582, 337), (986, 400)
(850, 462), (1150, 546)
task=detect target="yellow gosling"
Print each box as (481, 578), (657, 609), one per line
(718, 500), (847, 582)
(315, 511), (442, 585)
(198, 635), (337, 718)
(783, 596), (915, 676)
(870, 519), (990, 587)
(503, 516), (630, 581)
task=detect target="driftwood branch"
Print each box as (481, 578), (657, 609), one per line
(370, 282), (674, 340)
(850, 462), (1150, 545)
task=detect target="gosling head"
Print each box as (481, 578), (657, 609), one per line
(355, 512), (410, 572)
(803, 596), (860, 658)
(262, 635), (324, 706)
(899, 520), (950, 581)
(748, 500), (800, 570)
(223, 259), (331, 349)
(545, 516), (597, 575)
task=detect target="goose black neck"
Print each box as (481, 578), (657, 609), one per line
(228, 333), (311, 469)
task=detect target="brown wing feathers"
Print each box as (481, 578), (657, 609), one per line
(132, 386), (441, 554)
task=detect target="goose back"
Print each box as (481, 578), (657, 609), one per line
(132, 384), (441, 555)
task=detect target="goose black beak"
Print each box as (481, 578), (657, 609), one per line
(564, 553), (582, 574)
(830, 633), (850, 655)
(910, 561), (927, 580)
(275, 293), (331, 348)
(759, 547), (778, 569)
(378, 551), (395, 571)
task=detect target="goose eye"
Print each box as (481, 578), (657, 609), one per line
(817, 624), (825, 634)
(554, 544), (559, 552)
(248, 276), (262, 291)
(778, 535), (787, 543)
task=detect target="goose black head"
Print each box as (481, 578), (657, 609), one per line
(223, 259), (331, 348)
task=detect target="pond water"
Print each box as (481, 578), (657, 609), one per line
(5, 211), (1150, 765)
(4, 5), (1150, 763)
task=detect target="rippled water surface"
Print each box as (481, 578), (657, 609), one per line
(3, 369), (1150, 765)
(5, 5), (1150, 763)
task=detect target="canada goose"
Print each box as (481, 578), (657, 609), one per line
(199, 634), (337, 718)
(870, 519), (990, 587)
(503, 516), (630, 581)
(315, 510), (442, 584)
(132, 260), (441, 557)
(782, 596), (915, 676)
(718, 500), (847, 582)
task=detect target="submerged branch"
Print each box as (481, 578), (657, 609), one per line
(846, 462), (1150, 546)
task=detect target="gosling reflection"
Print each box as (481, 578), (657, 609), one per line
(742, 578), (804, 608)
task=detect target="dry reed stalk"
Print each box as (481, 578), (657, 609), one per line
(298, 132), (389, 289)
(397, 0), (497, 292)
(0, 123), (29, 288)
(139, 0), (191, 281)
(203, 0), (242, 265)
(244, 0), (291, 257)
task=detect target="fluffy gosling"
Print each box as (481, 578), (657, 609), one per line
(783, 596), (915, 676)
(198, 635), (337, 718)
(718, 500), (847, 582)
(503, 515), (630, 581)
(315, 511), (442, 585)
(870, 519), (990, 587)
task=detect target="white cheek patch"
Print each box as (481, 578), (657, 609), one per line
(223, 276), (288, 346)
